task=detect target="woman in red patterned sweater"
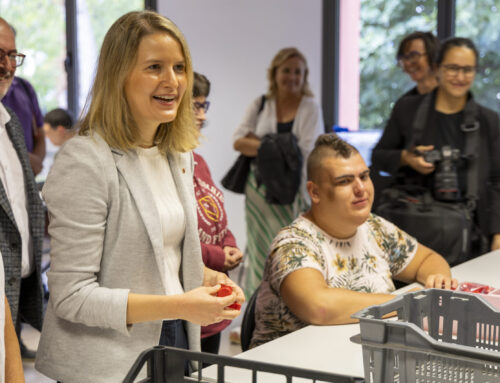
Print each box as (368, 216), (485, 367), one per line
(193, 72), (243, 354)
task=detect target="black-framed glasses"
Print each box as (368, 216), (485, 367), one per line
(397, 51), (426, 66)
(193, 101), (210, 113)
(441, 64), (477, 77)
(0, 48), (25, 67)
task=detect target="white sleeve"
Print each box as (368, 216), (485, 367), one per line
(232, 96), (265, 143)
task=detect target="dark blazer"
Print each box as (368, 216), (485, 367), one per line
(371, 90), (500, 240)
(0, 106), (44, 331)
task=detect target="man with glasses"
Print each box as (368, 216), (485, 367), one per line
(395, 31), (440, 98)
(0, 17), (45, 361)
(2, 24), (45, 177)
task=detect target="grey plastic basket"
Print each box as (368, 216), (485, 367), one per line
(123, 345), (361, 382)
(351, 289), (500, 382)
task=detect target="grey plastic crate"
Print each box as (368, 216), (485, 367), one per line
(123, 345), (361, 383)
(351, 289), (500, 383)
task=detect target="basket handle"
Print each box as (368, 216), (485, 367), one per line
(352, 294), (404, 320)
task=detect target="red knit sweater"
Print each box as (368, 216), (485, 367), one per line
(193, 152), (237, 338)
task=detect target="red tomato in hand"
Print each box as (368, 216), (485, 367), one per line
(228, 302), (242, 310)
(216, 284), (233, 297)
(216, 284), (241, 310)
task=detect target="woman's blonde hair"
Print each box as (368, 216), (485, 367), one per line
(79, 10), (197, 153)
(266, 47), (313, 98)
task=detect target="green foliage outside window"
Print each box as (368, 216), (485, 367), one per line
(0, 0), (143, 114)
(0, 0), (65, 113)
(84, 0), (143, 50)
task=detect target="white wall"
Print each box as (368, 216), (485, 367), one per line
(158, 0), (323, 249)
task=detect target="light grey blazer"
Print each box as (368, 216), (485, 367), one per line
(35, 134), (203, 383)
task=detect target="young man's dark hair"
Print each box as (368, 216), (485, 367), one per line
(44, 108), (74, 130)
(193, 72), (210, 98)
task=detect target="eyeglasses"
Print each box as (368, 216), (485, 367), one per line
(398, 51), (426, 66)
(0, 48), (25, 67)
(441, 64), (476, 77)
(193, 101), (210, 113)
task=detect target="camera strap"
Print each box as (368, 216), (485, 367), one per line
(410, 92), (480, 210)
(409, 92), (432, 150)
(461, 97), (480, 210)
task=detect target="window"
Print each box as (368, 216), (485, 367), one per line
(455, 0), (500, 112)
(335, 0), (437, 164)
(0, 1), (149, 180)
(358, 0), (437, 131)
(0, 0), (66, 112)
(76, 0), (144, 112)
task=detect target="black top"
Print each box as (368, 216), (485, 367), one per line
(401, 86), (420, 98)
(434, 110), (467, 194)
(371, 89), (500, 237)
(277, 120), (294, 134)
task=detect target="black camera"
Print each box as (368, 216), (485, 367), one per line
(423, 146), (461, 201)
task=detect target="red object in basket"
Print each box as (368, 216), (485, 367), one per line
(457, 281), (494, 294)
(216, 284), (241, 310)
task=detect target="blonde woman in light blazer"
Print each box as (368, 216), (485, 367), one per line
(35, 11), (244, 383)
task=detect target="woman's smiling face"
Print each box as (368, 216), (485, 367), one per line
(124, 32), (187, 136)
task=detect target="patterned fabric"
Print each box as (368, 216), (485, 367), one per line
(243, 168), (305, 299)
(0, 251), (4, 383)
(0, 106), (44, 331)
(193, 152), (235, 338)
(250, 214), (417, 348)
(193, 152), (237, 268)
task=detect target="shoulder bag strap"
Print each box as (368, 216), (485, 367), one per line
(409, 93), (433, 149)
(461, 96), (480, 210)
(257, 94), (266, 115)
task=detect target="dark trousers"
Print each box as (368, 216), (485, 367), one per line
(158, 319), (189, 349)
(159, 319), (190, 375)
(201, 332), (221, 354)
(200, 332), (221, 368)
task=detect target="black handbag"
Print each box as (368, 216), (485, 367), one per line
(376, 185), (475, 266)
(220, 155), (252, 194)
(221, 95), (266, 194)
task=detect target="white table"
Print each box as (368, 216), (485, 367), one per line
(200, 250), (500, 382)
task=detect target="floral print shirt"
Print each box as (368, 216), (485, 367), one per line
(250, 213), (417, 348)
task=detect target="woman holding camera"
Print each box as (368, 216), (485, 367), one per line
(371, 37), (500, 261)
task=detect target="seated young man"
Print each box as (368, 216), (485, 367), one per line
(250, 134), (457, 348)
